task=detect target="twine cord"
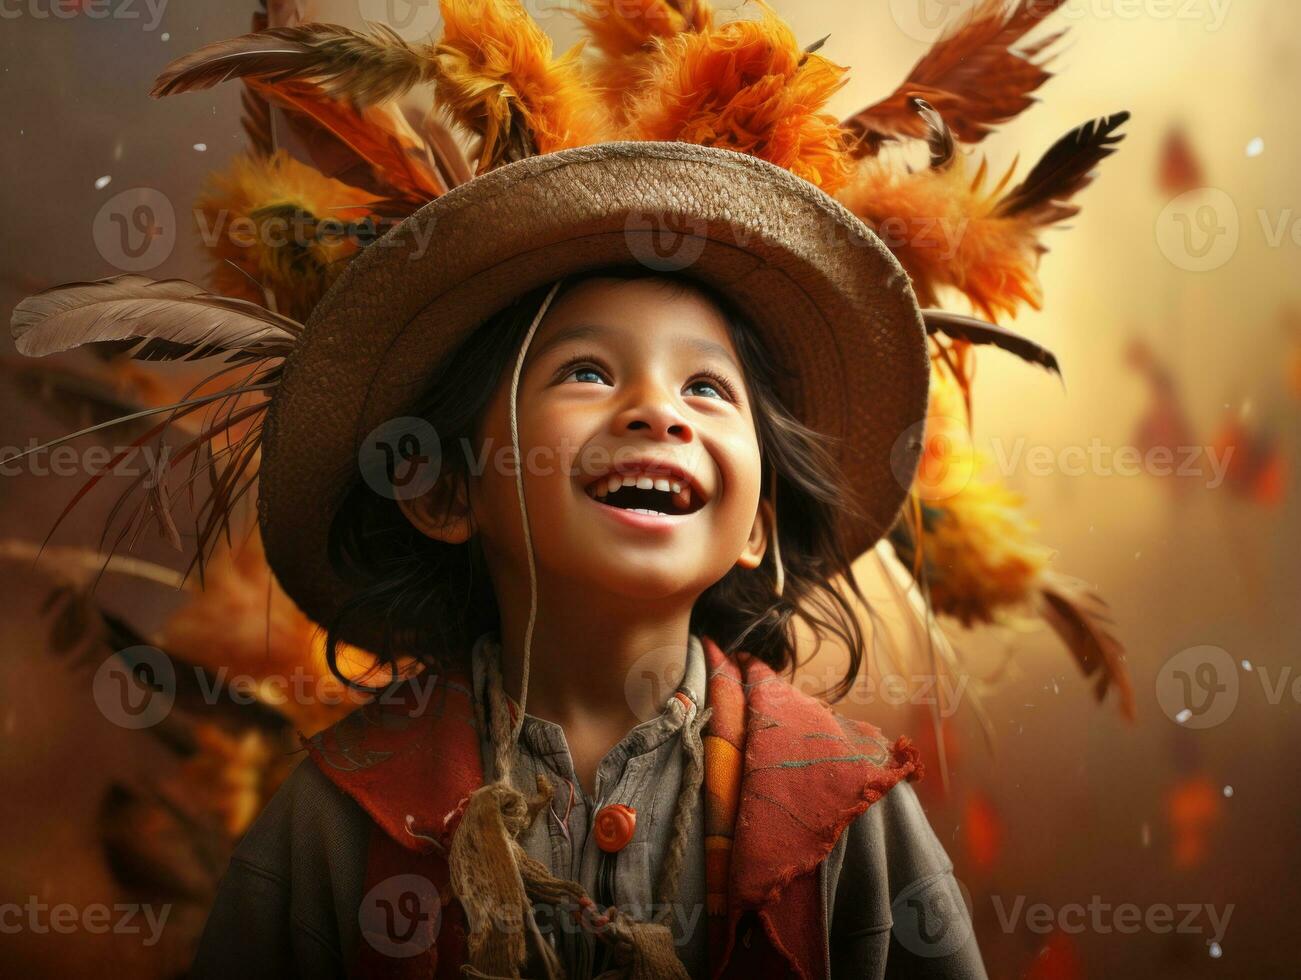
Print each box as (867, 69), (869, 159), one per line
(457, 278), (701, 977)
(507, 279), (565, 762)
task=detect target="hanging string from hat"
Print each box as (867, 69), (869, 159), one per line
(506, 278), (565, 748)
(448, 276), (708, 977)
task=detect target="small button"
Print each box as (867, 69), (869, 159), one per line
(593, 804), (637, 852)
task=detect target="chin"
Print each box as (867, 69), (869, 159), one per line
(561, 557), (719, 604)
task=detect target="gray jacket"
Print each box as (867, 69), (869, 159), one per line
(191, 756), (986, 978)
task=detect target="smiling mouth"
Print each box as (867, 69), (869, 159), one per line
(585, 473), (702, 517)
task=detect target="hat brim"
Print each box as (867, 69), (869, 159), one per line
(258, 141), (929, 645)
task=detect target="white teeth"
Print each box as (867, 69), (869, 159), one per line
(592, 470), (693, 505)
(629, 508), (665, 516)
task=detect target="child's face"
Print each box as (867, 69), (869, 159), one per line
(468, 276), (767, 604)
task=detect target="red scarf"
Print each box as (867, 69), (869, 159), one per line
(302, 637), (921, 979)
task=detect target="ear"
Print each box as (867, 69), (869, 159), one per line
(735, 497), (772, 570)
(397, 472), (473, 544)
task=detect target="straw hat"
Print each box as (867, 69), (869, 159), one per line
(258, 140), (929, 635)
(10, 0), (1110, 668)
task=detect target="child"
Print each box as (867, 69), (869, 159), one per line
(13, 134), (984, 974)
(188, 257), (984, 980)
(8, 2), (1125, 975)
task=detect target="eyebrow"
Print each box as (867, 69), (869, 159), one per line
(531, 321), (742, 372)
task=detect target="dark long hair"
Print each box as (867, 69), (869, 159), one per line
(325, 264), (875, 700)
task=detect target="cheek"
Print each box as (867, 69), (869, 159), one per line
(703, 429), (763, 550)
(471, 405), (587, 525)
(715, 426), (764, 502)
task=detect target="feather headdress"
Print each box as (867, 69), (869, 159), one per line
(7, 0), (1134, 722)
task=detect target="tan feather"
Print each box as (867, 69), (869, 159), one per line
(915, 97), (956, 170)
(412, 105), (476, 190)
(152, 23), (440, 108)
(11, 276), (300, 362)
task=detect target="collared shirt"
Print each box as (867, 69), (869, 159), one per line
(469, 632), (710, 977)
(192, 639), (988, 980)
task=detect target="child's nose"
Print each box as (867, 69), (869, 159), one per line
(613, 385), (694, 442)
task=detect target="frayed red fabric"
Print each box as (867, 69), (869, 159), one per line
(300, 638), (921, 979)
(701, 639), (920, 979)
(892, 735), (926, 783)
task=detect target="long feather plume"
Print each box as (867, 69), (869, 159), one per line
(1037, 572), (1137, 721)
(433, 0), (612, 173)
(12, 276), (301, 362)
(152, 22), (440, 107)
(621, 0), (853, 193)
(239, 1), (313, 155)
(411, 104), (475, 190)
(843, 0), (1067, 155)
(996, 110), (1131, 224)
(923, 309), (1061, 380)
(250, 79), (446, 203)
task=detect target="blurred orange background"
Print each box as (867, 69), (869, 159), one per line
(2, 1), (1298, 977)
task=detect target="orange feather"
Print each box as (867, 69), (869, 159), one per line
(569, 0), (715, 125)
(839, 147), (1041, 320)
(621, 0), (853, 194)
(250, 79), (446, 203)
(433, 0), (612, 174)
(839, 109), (1127, 321)
(196, 150), (379, 321)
